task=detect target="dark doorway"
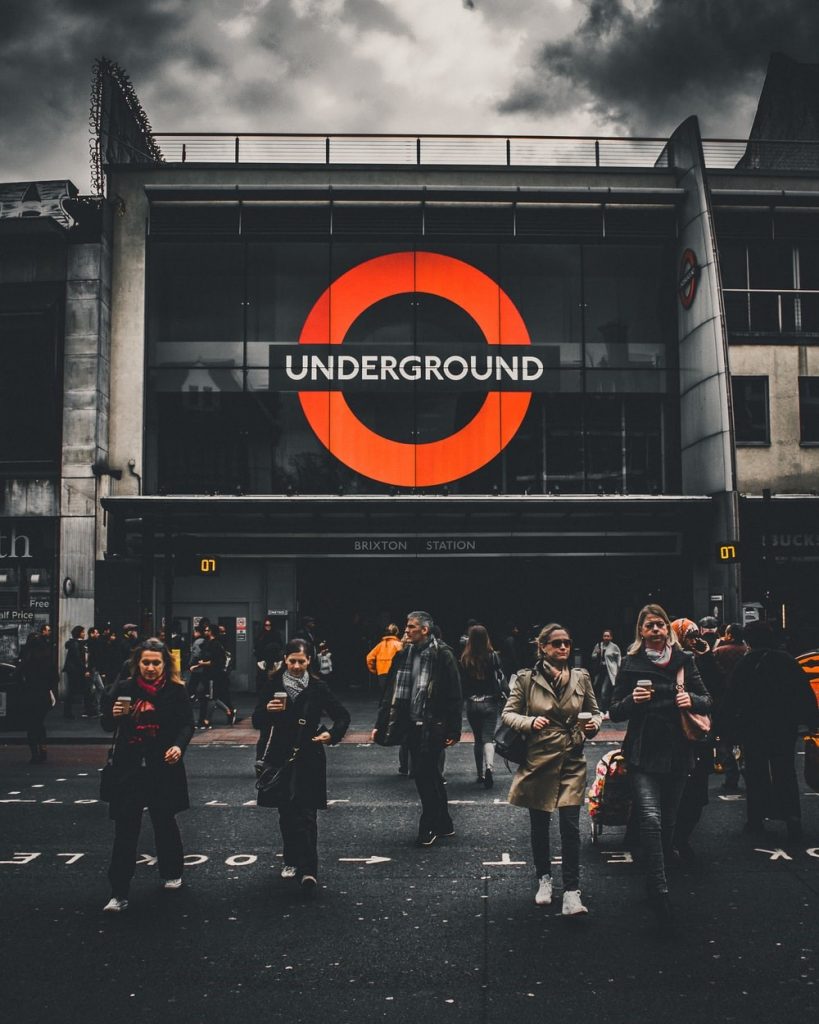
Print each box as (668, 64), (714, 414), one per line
(297, 556), (692, 687)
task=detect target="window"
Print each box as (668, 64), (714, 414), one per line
(799, 377), (819, 444)
(732, 376), (770, 445)
(0, 308), (61, 469)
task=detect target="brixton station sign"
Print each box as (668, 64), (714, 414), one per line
(291, 251), (534, 487)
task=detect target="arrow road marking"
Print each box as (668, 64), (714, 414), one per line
(338, 856), (391, 865)
(482, 852), (526, 866)
(754, 848), (793, 861)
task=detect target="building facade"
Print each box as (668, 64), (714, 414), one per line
(5, 57), (819, 687)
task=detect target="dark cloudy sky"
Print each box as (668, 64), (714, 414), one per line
(1, 0), (816, 191)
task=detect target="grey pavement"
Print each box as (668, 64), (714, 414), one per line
(1, 717), (817, 1024)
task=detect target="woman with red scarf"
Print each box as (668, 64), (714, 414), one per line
(99, 638), (194, 912)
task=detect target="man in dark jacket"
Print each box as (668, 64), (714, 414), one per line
(372, 610), (462, 847)
(62, 625), (90, 719)
(722, 620), (818, 841)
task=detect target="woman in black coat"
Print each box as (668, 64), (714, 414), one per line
(610, 604), (711, 928)
(99, 638), (195, 912)
(253, 639), (350, 897)
(721, 620), (819, 842)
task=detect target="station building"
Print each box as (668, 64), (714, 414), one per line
(2, 54), (819, 687)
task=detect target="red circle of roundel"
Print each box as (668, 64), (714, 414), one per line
(297, 251), (532, 487)
(678, 248), (698, 310)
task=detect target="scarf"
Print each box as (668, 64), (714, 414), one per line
(394, 638), (434, 721)
(282, 669), (308, 703)
(644, 643), (673, 667)
(129, 674), (165, 746)
(539, 659), (570, 700)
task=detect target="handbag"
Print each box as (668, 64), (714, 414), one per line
(491, 651), (509, 698)
(675, 667), (712, 742)
(805, 734), (819, 793)
(493, 673), (531, 766)
(255, 716), (308, 802)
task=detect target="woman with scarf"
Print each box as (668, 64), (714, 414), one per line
(99, 638), (194, 912)
(501, 623), (601, 915)
(253, 638), (350, 897)
(609, 605), (711, 928)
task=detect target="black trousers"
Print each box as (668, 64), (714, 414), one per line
(528, 806), (581, 890)
(407, 725), (452, 837)
(743, 737), (801, 825)
(108, 804), (184, 898)
(278, 803), (318, 878)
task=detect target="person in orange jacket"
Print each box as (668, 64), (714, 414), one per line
(368, 622), (413, 774)
(366, 624), (403, 693)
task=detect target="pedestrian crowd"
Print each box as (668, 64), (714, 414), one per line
(13, 605), (819, 931)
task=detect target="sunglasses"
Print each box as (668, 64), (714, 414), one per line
(543, 639), (571, 648)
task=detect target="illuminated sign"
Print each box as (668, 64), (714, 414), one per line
(295, 252), (532, 487)
(716, 543), (739, 563)
(678, 248), (699, 310)
(198, 557), (219, 576)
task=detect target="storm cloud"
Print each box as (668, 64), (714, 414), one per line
(0, 0), (792, 190)
(499, 0), (819, 135)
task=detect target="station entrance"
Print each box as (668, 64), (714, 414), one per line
(297, 553), (693, 686)
(100, 493), (715, 690)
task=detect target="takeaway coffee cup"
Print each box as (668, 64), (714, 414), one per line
(115, 695), (132, 714)
(272, 691), (287, 711)
(578, 712), (592, 723)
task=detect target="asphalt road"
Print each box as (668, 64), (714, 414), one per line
(1, 727), (817, 1024)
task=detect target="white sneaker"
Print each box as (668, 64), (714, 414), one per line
(562, 890), (589, 916)
(534, 875), (553, 905)
(281, 865), (297, 879)
(103, 897), (128, 913)
(162, 878), (183, 890)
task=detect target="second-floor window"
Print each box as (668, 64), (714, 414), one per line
(799, 376), (819, 444)
(732, 375), (770, 445)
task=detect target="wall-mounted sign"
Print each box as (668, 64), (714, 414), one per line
(236, 616), (247, 643)
(716, 542), (740, 562)
(293, 252), (532, 487)
(678, 248), (700, 310)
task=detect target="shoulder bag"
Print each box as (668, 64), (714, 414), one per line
(256, 716), (308, 802)
(675, 666), (712, 742)
(491, 651), (509, 698)
(493, 673), (530, 766)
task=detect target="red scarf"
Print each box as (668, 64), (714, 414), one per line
(128, 674), (166, 745)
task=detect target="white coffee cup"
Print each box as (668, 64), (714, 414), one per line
(578, 712), (592, 722)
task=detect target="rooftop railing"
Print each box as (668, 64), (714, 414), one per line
(148, 133), (819, 171)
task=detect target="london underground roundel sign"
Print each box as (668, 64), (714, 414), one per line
(297, 252), (532, 487)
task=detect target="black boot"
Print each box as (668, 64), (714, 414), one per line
(28, 744), (39, 764)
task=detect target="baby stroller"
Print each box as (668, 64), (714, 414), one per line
(588, 749), (631, 844)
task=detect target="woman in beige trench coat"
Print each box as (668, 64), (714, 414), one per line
(501, 623), (602, 914)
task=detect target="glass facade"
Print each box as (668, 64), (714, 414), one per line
(145, 226), (676, 494)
